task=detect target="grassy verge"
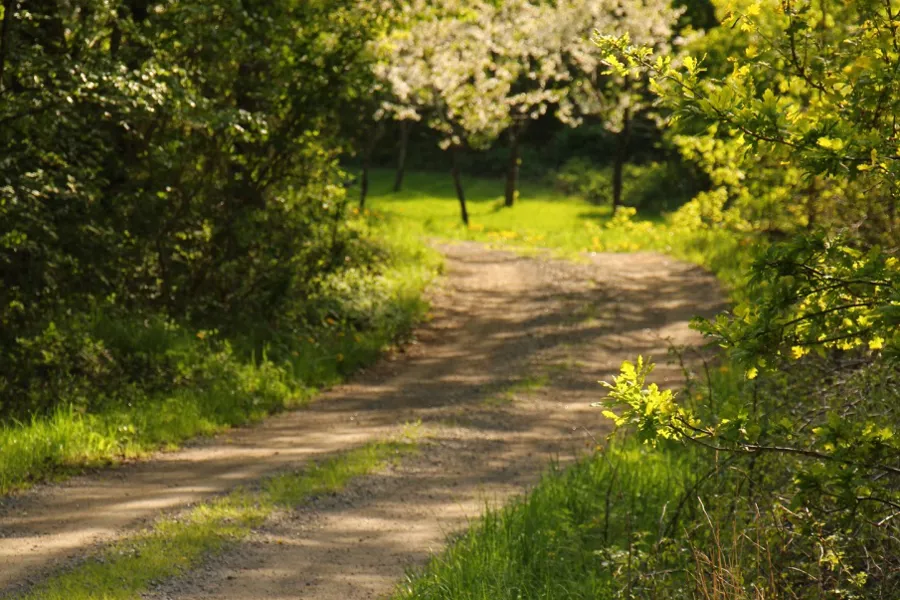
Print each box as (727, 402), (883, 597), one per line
(19, 434), (419, 600)
(0, 220), (441, 495)
(395, 440), (694, 600)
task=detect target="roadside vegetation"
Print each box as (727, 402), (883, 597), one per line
(397, 439), (694, 600)
(0, 1), (441, 495)
(0, 223), (438, 494)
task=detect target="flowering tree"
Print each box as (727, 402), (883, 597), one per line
(375, 0), (684, 216)
(556, 0), (685, 209)
(490, 1), (571, 207)
(376, 0), (513, 224)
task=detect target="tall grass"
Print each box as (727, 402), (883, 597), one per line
(396, 440), (695, 600)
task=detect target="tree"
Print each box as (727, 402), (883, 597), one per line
(369, 3), (430, 196)
(393, 120), (412, 193)
(605, 0), (900, 239)
(376, 0), (513, 224)
(597, 1), (900, 593)
(556, 0), (684, 210)
(488, 0), (570, 207)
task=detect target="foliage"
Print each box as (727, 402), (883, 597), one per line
(0, 0), (389, 418)
(375, 0), (556, 152)
(598, 351), (900, 597)
(598, 357), (691, 444)
(599, 0), (900, 241)
(371, 0), (691, 211)
(556, 0), (685, 133)
(553, 157), (700, 213)
(699, 236), (900, 364)
(0, 218), (439, 494)
(587, 2), (900, 595)
(395, 440), (694, 600)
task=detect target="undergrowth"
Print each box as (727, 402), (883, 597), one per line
(395, 439), (696, 600)
(0, 219), (440, 495)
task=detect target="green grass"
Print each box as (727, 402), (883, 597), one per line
(395, 440), (694, 600)
(369, 169), (621, 256)
(368, 169), (749, 291)
(0, 221), (441, 496)
(19, 434), (419, 600)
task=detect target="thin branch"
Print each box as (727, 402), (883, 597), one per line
(858, 496), (900, 513)
(672, 417), (900, 477)
(778, 302), (879, 330)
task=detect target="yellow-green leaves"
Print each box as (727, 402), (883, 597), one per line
(597, 357), (691, 445)
(602, 54), (628, 77)
(693, 236), (899, 366)
(683, 55), (699, 76)
(817, 137), (846, 152)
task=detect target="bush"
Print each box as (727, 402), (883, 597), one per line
(0, 0), (391, 419)
(0, 217), (440, 492)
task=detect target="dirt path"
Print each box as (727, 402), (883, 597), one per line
(0, 242), (723, 598)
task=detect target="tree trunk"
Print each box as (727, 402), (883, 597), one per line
(612, 108), (632, 211)
(504, 121), (521, 208)
(393, 120), (410, 193)
(359, 122), (384, 209)
(450, 147), (469, 226)
(359, 160), (370, 210)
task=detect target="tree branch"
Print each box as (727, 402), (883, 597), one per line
(672, 417), (900, 477)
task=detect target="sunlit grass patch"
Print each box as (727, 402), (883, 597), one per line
(20, 434), (419, 600)
(367, 169), (749, 292)
(368, 170), (616, 260)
